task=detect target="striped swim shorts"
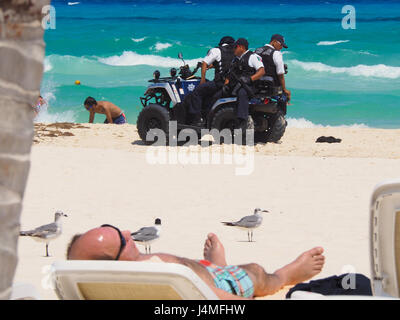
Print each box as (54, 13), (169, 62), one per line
(198, 260), (254, 298)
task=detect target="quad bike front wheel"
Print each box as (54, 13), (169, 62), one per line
(137, 104), (170, 145)
(254, 111), (287, 143)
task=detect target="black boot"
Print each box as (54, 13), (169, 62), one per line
(189, 114), (205, 127)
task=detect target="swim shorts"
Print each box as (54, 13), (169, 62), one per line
(198, 260), (254, 298)
(104, 113), (127, 124)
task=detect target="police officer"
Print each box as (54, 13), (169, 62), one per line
(255, 34), (291, 101)
(188, 36), (235, 126)
(226, 38), (265, 128)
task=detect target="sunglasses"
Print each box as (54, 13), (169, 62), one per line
(101, 224), (126, 260)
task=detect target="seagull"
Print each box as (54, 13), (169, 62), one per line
(19, 210), (68, 257)
(221, 208), (269, 242)
(131, 218), (161, 254)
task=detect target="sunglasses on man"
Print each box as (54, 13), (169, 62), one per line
(101, 224), (126, 260)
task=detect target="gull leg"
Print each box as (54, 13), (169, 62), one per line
(149, 245), (151, 254)
(45, 243), (49, 257)
(247, 231), (250, 242)
(251, 231), (254, 242)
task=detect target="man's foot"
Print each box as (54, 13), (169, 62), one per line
(203, 233), (227, 266)
(276, 247), (325, 286)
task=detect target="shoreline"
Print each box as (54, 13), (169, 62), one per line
(34, 122), (400, 159)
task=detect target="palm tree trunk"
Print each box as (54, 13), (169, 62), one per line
(0, 0), (49, 299)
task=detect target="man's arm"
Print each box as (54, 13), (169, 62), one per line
(249, 54), (265, 82)
(104, 108), (113, 124)
(201, 48), (219, 84)
(278, 74), (291, 101)
(274, 52), (291, 101)
(89, 111), (95, 123)
(251, 67), (265, 82)
(200, 61), (209, 84)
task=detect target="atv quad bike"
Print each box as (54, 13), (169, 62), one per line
(137, 53), (288, 145)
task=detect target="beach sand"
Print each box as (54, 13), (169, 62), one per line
(14, 123), (400, 299)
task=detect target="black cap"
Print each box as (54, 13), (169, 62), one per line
(219, 36), (235, 46)
(234, 38), (249, 50)
(270, 34), (288, 48)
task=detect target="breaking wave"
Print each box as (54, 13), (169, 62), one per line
(287, 117), (369, 129)
(290, 60), (400, 79)
(98, 51), (201, 67)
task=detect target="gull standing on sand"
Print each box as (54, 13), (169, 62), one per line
(221, 208), (269, 242)
(19, 210), (68, 257)
(131, 218), (161, 254)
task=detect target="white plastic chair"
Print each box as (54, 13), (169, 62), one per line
(370, 179), (400, 298)
(51, 260), (219, 300)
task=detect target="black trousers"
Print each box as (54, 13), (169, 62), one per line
(236, 87), (250, 120)
(189, 81), (220, 117)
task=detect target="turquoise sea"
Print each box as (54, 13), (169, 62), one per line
(39, 0), (400, 128)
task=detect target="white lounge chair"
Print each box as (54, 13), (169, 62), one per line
(370, 179), (400, 298)
(51, 260), (219, 300)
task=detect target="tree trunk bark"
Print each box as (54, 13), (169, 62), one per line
(0, 0), (49, 300)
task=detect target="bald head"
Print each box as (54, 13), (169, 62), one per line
(67, 226), (138, 261)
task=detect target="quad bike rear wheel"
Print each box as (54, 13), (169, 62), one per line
(254, 111), (287, 143)
(211, 106), (254, 145)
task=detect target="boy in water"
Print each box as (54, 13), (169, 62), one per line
(84, 96), (127, 124)
(33, 95), (46, 116)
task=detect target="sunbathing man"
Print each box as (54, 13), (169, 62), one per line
(84, 97), (127, 124)
(67, 226), (325, 300)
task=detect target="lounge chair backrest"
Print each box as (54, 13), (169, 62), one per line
(370, 180), (400, 298)
(51, 260), (219, 300)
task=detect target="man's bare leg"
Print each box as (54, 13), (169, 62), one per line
(203, 233), (227, 266)
(241, 247), (325, 297)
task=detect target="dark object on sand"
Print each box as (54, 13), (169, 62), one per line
(316, 136), (342, 143)
(286, 273), (372, 298)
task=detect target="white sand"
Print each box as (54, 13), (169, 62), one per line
(14, 124), (400, 299)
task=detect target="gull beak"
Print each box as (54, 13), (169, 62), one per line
(262, 210), (269, 213)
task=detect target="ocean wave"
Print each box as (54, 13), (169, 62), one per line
(98, 51), (201, 67)
(152, 42), (173, 51)
(290, 60), (400, 79)
(35, 108), (77, 123)
(36, 78), (77, 123)
(287, 117), (369, 129)
(317, 40), (349, 46)
(132, 37), (147, 43)
(44, 58), (53, 72)
(67, 2), (80, 5)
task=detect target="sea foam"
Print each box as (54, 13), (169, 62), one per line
(317, 40), (349, 46)
(131, 37), (147, 43)
(290, 60), (400, 79)
(287, 117), (368, 129)
(98, 51), (201, 67)
(152, 42), (173, 51)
